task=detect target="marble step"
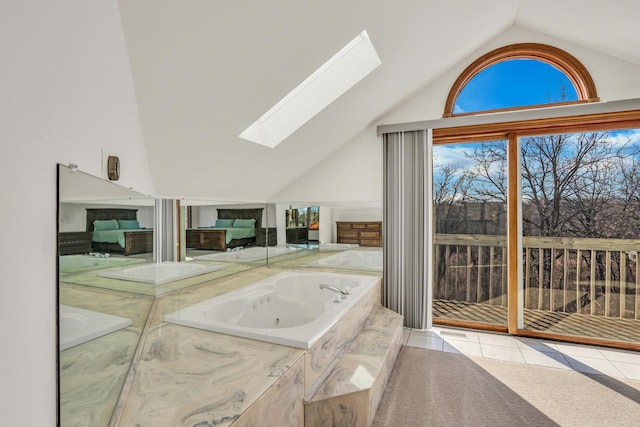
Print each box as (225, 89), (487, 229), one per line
(304, 306), (404, 427)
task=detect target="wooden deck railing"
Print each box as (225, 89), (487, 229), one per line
(434, 234), (640, 320)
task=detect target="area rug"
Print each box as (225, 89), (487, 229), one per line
(373, 346), (558, 427)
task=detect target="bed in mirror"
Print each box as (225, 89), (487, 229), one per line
(179, 199), (278, 265)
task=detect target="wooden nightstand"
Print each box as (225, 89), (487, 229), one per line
(59, 231), (93, 255)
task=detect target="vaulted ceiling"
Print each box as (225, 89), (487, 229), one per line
(117, 0), (640, 202)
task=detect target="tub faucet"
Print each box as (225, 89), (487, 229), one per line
(319, 284), (350, 299)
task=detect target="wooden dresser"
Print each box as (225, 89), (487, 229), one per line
(336, 221), (382, 247)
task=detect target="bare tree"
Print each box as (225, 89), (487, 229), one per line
(433, 162), (473, 233)
(434, 131), (640, 310)
(465, 141), (508, 204)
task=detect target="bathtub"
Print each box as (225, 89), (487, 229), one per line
(164, 270), (380, 349)
(59, 305), (132, 350)
(98, 262), (225, 285)
(307, 249), (383, 272)
(289, 242), (359, 251)
(59, 254), (144, 273)
(318, 243), (359, 251)
(194, 246), (301, 263)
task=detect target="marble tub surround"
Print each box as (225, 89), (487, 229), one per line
(60, 328), (141, 426)
(118, 322), (305, 426)
(304, 276), (382, 395)
(116, 266), (308, 426)
(59, 284), (153, 426)
(67, 265), (388, 426)
(221, 352), (305, 427)
(304, 307), (404, 427)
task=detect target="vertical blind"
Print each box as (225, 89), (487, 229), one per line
(383, 129), (433, 329)
(154, 198), (177, 263)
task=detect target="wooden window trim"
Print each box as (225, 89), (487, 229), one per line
(443, 43), (600, 118)
(432, 108), (640, 349)
(434, 109), (640, 144)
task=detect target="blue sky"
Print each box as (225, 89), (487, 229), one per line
(454, 59), (578, 114)
(438, 59), (640, 174)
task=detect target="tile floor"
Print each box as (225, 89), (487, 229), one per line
(404, 326), (640, 381)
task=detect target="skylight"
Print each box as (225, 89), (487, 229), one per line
(239, 30), (381, 148)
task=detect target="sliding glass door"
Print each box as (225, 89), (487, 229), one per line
(520, 129), (640, 345)
(432, 127), (640, 347)
(432, 140), (508, 328)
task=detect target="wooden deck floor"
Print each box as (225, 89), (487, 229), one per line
(433, 299), (640, 345)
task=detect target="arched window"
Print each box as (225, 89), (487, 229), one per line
(443, 43), (599, 117)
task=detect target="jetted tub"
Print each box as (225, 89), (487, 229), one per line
(98, 262), (225, 285)
(289, 243), (359, 251)
(60, 305), (132, 350)
(318, 243), (359, 251)
(307, 249), (383, 272)
(194, 246), (301, 263)
(59, 254), (145, 273)
(164, 270), (380, 349)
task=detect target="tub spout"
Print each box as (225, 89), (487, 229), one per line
(319, 284), (350, 299)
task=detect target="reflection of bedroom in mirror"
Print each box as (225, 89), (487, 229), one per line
(272, 201), (385, 271)
(276, 202), (383, 251)
(57, 164), (156, 426)
(179, 201), (278, 263)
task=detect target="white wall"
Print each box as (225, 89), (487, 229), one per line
(0, 1), (153, 424)
(383, 25), (640, 124)
(268, 128), (383, 204)
(272, 25), (640, 220)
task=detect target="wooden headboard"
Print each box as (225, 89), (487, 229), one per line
(217, 208), (263, 228)
(86, 208), (138, 232)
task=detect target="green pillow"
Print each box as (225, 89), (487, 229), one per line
(118, 219), (141, 229)
(215, 218), (235, 228)
(233, 218), (256, 228)
(93, 219), (119, 231)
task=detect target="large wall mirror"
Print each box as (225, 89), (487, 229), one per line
(57, 166), (271, 425)
(58, 164), (156, 425)
(267, 201), (384, 271)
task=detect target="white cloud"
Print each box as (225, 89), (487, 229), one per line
(433, 145), (475, 169)
(607, 129), (640, 148)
